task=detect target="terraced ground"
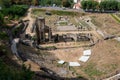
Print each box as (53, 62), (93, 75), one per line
(20, 8), (120, 80)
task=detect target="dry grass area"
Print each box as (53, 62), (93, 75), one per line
(50, 48), (83, 62)
(81, 39), (120, 79)
(66, 39), (120, 79)
(92, 40), (120, 67)
(92, 40), (120, 72)
(90, 13), (120, 36)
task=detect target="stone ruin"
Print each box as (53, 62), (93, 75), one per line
(58, 16), (68, 21)
(55, 16), (91, 31)
(34, 17), (52, 44)
(31, 17), (93, 45)
(52, 33), (92, 42)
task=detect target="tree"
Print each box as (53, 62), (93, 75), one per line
(68, 0), (74, 8)
(110, 0), (118, 10)
(62, 0), (71, 7)
(52, 0), (61, 6)
(99, 0), (106, 11)
(100, 0), (118, 11)
(0, 59), (34, 80)
(81, 0), (119, 12)
(81, 0), (99, 11)
(13, 0), (20, 4)
(10, 0), (31, 5)
(0, 0), (11, 8)
(91, 1), (99, 11)
(32, 0), (39, 6)
(39, 0), (51, 6)
(0, 12), (4, 26)
(81, 0), (87, 10)
(118, 2), (120, 11)
(86, 0), (92, 10)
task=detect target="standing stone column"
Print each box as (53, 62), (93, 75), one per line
(35, 17), (46, 44)
(38, 17), (45, 42)
(48, 28), (52, 42)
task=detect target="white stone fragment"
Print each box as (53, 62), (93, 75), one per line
(69, 62), (80, 66)
(58, 60), (65, 64)
(79, 56), (90, 62)
(83, 49), (91, 56)
(115, 37), (120, 42)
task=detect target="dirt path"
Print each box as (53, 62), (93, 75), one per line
(53, 31), (94, 34)
(23, 8), (35, 36)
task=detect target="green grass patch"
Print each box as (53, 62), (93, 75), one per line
(59, 21), (68, 26)
(111, 14), (120, 23)
(32, 8), (82, 16)
(32, 9), (46, 16)
(84, 63), (104, 77)
(79, 20), (89, 27)
(51, 10), (79, 16)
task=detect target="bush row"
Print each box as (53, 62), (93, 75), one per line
(81, 0), (120, 12)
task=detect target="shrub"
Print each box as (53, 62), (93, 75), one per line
(0, 59), (34, 80)
(9, 5), (29, 16)
(118, 2), (120, 11)
(0, 32), (8, 40)
(0, 12), (4, 26)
